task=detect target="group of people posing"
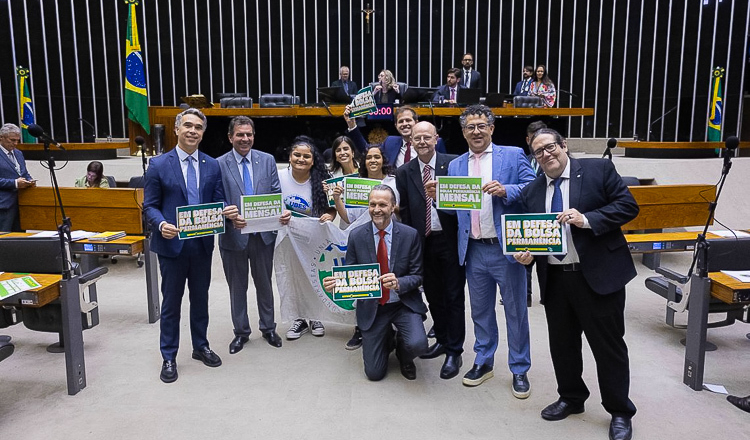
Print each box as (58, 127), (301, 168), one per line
(144, 103), (636, 440)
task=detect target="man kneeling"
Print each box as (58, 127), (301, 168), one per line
(323, 185), (428, 381)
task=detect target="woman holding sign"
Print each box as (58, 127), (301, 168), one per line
(279, 136), (336, 340)
(325, 136), (361, 230)
(372, 69), (401, 104)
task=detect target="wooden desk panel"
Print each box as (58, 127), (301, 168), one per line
(17, 142), (129, 151)
(622, 185), (716, 231)
(0, 273), (62, 307)
(709, 272), (750, 304)
(18, 187), (144, 234)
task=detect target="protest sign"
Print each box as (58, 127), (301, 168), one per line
(436, 176), (483, 210)
(501, 213), (567, 255)
(176, 202), (225, 239)
(331, 263), (382, 301)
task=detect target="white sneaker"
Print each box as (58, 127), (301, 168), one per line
(286, 319), (309, 340)
(310, 320), (325, 337)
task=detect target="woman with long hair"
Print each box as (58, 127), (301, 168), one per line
(75, 161), (110, 188)
(528, 64), (557, 107)
(279, 136), (336, 340)
(372, 69), (401, 104)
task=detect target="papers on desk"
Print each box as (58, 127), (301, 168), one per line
(710, 230), (750, 238)
(720, 270), (750, 283)
(28, 230), (97, 241)
(703, 383), (728, 394)
(0, 276), (42, 300)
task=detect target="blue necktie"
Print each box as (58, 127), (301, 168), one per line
(186, 156), (200, 205)
(551, 177), (563, 213)
(242, 157), (254, 195)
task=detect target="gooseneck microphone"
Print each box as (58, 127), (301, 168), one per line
(602, 138), (617, 160)
(28, 123), (65, 150)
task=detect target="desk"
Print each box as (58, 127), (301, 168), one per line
(0, 272), (87, 395)
(683, 273), (750, 390)
(626, 232), (722, 254)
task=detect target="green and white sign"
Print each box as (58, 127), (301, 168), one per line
(241, 194), (283, 220)
(176, 202), (225, 240)
(325, 173), (358, 207)
(343, 177), (381, 207)
(332, 263), (382, 301)
(348, 86), (378, 118)
(501, 213), (567, 255)
(0, 276), (42, 300)
(436, 176), (483, 210)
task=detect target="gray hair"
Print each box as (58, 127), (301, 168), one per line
(175, 108), (207, 130)
(459, 104), (495, 127)
(0, 123), (21, 137)
(370, 184), (397, 205)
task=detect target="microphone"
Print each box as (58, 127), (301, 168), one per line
(725, 136), (739, 152)
(607, 138), (617, 149)
(559, 89), (578, 98)
(134, 135), (145, 147)
(722, 135), (739, 171)
(28, 123), (65, 150)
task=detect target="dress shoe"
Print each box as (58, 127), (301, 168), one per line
(419, 342), (446, 359)
(229, 335), (249, 354)
(462, 364), (494, 387)
(727, 395), (750, 413)
(541, 399), (585, 421)
(160, 360), (178, 383)
(609, 416), (633, 440)
(400, 360), (417, 380)
(262, 331), (283, 348)
(427, 326), (436, 339)
(440, 354), (462, 379)
(191, 346), (222, 367)
(511, 373), (531, 399)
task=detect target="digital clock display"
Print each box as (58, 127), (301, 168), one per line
(367, 104), (394, 121)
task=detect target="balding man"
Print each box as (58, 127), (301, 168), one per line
(395, 121), (465, 380)
(0, 123), (35, 232)
(332, 66), (359, 97)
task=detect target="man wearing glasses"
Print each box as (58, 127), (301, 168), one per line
(428, 104), (534, 396)
(461, 53), (483, 93)
(513, 128), (638, 440)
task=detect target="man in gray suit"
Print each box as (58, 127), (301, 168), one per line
(323, 185), (428, 381)
(218, 116), (283, 353)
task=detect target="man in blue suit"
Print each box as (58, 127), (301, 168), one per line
(513, 66), (534, 96)
(144, 108), (239, 383)
(323, 185), (428, 381)
(218, 116), (283, 353)
(432, 68), (466, 103)
(428, 104), (535, 396)
(0, 123), (35, 232)
(345, 106), (446, 167)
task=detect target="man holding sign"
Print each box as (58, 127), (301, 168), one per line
(218, 116), (284, 354)
(322, 185), (428, 381)
(513, 129), (638, 440)
(428, 104), (535, 396)
(144, 108), (239, 383)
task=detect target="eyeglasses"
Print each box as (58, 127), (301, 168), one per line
(412, 135), (435, 143)
(531, 142), (559, 158)
(463, 123), (489, 133)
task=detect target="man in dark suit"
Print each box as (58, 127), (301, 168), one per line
(345, 106), (446, 167)
(218, 116), (283, 354)
(513, 66), (534, 96)
(514, 128), (638, 440)
(461, 53), (483, 93)
(144, 108), (239, 383)
(427, 104), (535, 397)
(432, 68), (466, 103)
(323, 185), (428, 381)
(0, 123), (35, 232)
(331, 65), (359, 97)
(395, 121), (465, 380)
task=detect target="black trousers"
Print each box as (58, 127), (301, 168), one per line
(544, 265), (637, 418)
(422, 232), (466, 356)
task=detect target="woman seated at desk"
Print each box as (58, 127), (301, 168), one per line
(372, 69), (401, 104)
(74, 161), (110, 188)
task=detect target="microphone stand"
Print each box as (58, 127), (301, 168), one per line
(42, 139), (74, 280)
(140, 142), (148, 176)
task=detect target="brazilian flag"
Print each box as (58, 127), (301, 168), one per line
(707, 67), (724, 142)
(17, 66), (35, 144)
(124, 0), (150, 134)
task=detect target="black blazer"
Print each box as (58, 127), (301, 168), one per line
(396, 153), (459, 254)
(346, 221), (427, 331)
(331, 79), (358, 96)
(520, 157), (639, 301)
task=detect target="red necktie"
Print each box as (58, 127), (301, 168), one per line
(403, 142), (411, 163)
(377, 229), (390, 305)
(423, 164), (432, 236)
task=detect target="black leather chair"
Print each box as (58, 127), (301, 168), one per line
(220, 97), (253, 108)
(259, 94), (300, 107)
(105, 176), (117, 188)
(513, 96), (544, 108)
(645, 237), (750, 329)
(0, 335), (13, 362)
(215, 92), (245, 102)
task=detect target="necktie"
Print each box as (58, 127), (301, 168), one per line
(242, 157), (254, 195)
(423, 164), (432, 236)
(465, 70), (471, 86)
(470, 152), (486, 238)
(186, 156), (200, 205)
(551, 178), (563, 213)
(8, 152), (20, 174)
(403, 142), (411, 163)
(377, 230), (390, 305)
(450, 88), (456, 101)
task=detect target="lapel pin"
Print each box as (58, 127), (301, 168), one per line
(577, 174), (581, 178)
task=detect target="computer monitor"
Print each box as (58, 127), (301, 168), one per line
(317, 86), (352, 104)
(456, 88), (481, 105)
(401, 87), (437, 104)
(484, 93), (514, 107)
(0, 237), (64, 274)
